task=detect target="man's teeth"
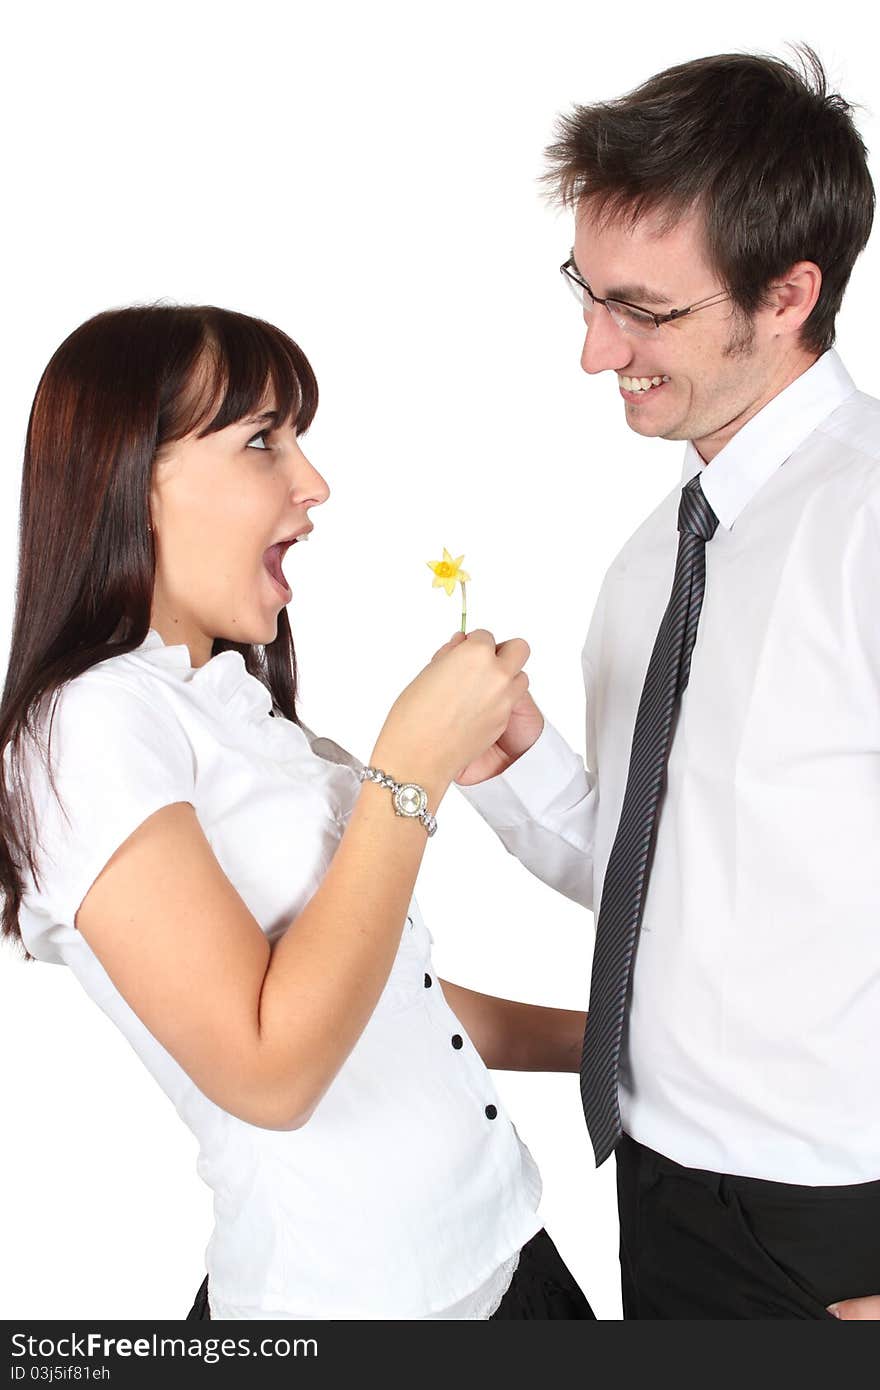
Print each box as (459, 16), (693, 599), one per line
(620, 374), (670, 393)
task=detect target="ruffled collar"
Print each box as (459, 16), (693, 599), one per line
(136, 628), (274, 725)
(132, 629), (362, 819)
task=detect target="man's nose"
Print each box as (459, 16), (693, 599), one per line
(579, 308), (633, 376)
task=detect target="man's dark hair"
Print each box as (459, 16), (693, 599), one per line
(541, 43), (874, 355)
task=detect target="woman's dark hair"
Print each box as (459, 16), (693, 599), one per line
(0, 303), (318, 957)
(541, 42), (875, 355)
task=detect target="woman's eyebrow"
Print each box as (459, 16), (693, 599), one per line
(243, 410), (280, 426)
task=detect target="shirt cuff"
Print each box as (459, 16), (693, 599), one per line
(454, 717), (587, 828)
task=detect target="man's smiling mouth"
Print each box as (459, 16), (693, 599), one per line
(619, 373), (671, 397)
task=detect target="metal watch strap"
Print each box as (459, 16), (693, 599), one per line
(357, 765), (438, 836)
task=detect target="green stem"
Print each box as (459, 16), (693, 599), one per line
(460, 581), (467, 634)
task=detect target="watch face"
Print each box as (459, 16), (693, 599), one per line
(394, 783), (428, 817)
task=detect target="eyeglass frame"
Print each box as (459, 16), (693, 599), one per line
(559, 256), (734, 332)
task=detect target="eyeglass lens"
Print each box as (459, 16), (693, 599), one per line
(562, 266), (658, 337)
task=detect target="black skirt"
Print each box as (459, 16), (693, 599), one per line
(186, 1227), (595, 1321)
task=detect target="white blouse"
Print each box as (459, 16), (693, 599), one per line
(13, 629), (542, 1318)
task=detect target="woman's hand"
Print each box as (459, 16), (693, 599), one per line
(377, 628), (530, 794)
(431, 632), (545, 786)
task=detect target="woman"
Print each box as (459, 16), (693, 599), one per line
(0, 304), (593, 1320)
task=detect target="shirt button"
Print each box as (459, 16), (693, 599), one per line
(424, 973), (432, 988)
(485, 1105), (498, 1120)
(451, 1034), (463, 1049)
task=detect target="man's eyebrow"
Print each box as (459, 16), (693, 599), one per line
(606, 283), (674, 308)
(570, 248), (675, 308)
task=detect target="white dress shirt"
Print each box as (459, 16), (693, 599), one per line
(458, 347), (880, 1185)
(12, 630), (542, 1318)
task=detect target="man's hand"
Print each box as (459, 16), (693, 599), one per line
(431, 631), (544, 786)
(827, 1295), (880, 1319)
(454, 690), (544, 785)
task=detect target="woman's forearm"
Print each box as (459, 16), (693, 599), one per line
(255, 753), (451, 1128)
(438, 980), (586, 1072)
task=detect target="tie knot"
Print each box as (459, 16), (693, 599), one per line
(678, 474), (719, 542)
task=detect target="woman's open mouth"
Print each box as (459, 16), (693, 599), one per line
(263, 541), (294, 601)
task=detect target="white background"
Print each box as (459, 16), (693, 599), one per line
(1, 0), (876, 1322)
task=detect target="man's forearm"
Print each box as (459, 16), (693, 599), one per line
(438, 979), (586, 1072)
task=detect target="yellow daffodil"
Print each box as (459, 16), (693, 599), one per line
(426, 547), (471, 633)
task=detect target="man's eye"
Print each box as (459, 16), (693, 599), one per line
(247, 430), (271, 451)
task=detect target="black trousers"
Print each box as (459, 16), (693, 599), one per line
(186, 1227), (595, 1321)
(616, 1131), (880, 1319)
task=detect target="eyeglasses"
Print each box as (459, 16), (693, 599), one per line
(559, 257), (733, 338)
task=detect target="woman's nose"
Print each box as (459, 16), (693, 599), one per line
(291, 446), (331, 505)
(309, 464), (331, 505)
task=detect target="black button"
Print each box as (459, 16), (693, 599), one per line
(424, 973), (432, 988)
(407, 916), (413, 928)
(451, 1034), (463, 1049)
(485, 1105), (498, 1119)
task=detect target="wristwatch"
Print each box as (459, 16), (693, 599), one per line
(357, 765), (438, 836)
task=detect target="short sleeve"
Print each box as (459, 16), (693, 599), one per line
(19, 672), (196, 955)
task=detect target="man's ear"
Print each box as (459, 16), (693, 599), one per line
(765, 261), (822, 335)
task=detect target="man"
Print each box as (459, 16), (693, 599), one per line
(452, 44), (880, 1319)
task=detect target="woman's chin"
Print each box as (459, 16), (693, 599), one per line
(219, 607), (280, 649)
(259, 608), (282, 641)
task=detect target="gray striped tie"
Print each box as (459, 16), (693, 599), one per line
(580, 473), (719, 1166)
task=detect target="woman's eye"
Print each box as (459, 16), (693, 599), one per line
(247, 429), (272, 451)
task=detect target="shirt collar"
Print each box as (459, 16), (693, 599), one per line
(139, 627), (193, 670)
(136, 627), (274, 723)
(682, 347), (858, 530)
